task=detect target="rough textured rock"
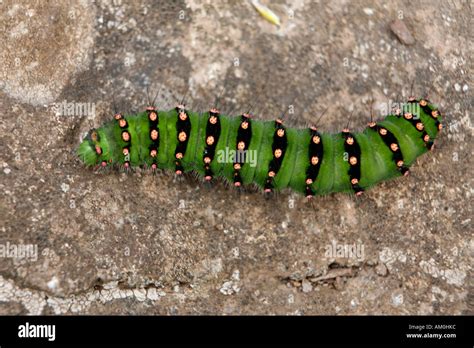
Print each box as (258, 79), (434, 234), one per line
(0, 0), (472, 315)
(0, 0), (95, 105)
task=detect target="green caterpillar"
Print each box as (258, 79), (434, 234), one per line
(77, 97), (443, 198)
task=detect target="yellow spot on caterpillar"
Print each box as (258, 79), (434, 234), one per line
(251, 0), (281, 27)
(149, 111), (157, 121)
(206, 136), (215, 145)
(122, 131), (130, 142)
(178, 131), (187, 142)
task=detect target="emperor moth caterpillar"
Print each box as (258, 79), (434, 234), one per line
(77, 97), (443, 198)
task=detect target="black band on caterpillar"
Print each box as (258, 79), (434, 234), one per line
(342, 129), (364, 196)
(418, 99), (442, 132)
(368, 122), (409, 176)
(147, 106), (160, 169)
(407, 97), (443, 136)
(305, 126), (323, 198)
(264, 119), (287, 193)
(175, 104), (191, 175)
(401, 110), (433, 150)
(233, 114), (252, 187)
(203, 108), (221, 181)
(395, 101), (434, 150)
(115, 113), (131, 168)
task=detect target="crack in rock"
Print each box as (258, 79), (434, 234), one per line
(0, 275), (166, 314)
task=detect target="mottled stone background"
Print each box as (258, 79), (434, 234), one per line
(0, 0), (472, 314)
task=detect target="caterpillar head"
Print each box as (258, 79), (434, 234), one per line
(77, 129), (105, 166)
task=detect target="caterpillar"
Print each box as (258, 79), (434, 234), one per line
(77, 97), (443, 198)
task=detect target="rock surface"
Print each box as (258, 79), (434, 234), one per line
(0, 0), (472, 314)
